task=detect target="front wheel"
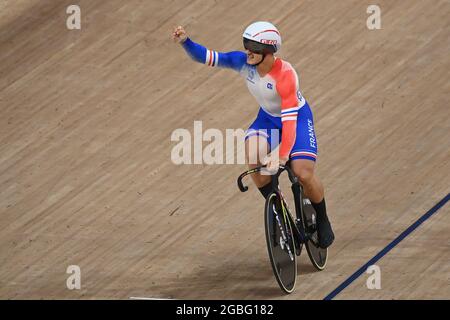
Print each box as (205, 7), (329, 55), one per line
(264, 192), (297, 293)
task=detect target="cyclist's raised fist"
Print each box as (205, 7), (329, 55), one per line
(172, 26), (187, 44)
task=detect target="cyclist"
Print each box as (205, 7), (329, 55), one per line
(172, 22), (334, 248)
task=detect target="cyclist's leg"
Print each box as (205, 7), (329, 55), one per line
(290, 159), (323, 203)
(245, 135), (271, 187)
(291, 158), (333, 248)
(289, 102), (334, 248)
(289, 102), (320, 199)
(245, 108), (281, 197)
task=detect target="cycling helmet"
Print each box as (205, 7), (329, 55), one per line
(242, 21), (282, 55)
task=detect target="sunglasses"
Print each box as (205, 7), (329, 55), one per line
(243, 38), (267, 55)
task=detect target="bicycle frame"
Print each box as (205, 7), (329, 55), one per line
(237, 165), (308, 244)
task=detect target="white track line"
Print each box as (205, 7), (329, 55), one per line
(129, 296), (175, 300)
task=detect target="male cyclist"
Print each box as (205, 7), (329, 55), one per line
(172, 22), (334, 248)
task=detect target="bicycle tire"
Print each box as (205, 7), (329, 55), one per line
(301, 197), (328, 270)
(264, 192), (297, 293)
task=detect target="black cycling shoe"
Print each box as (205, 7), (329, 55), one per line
(316, 213), (335, 249)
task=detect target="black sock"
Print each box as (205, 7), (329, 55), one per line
(311, 197), (334, 248)
(311, 198), (328, 220)
(258, 183), (273, 199)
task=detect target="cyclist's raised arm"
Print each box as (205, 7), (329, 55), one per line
(173, 26), (246, 72)
(182, 38), (246, 72)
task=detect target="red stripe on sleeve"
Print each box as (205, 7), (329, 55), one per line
(275, 65), (299, 159)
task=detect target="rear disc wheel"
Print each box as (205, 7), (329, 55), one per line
(301, 197), (328, 270)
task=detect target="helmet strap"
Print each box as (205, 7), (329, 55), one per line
(254, 53), (266, 66)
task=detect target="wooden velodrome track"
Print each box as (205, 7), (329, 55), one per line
(0, 0), (449, 300)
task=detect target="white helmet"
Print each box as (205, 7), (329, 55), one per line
(242, 21), (282, 53)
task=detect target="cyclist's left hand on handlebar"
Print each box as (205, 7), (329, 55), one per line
(262, 154), (288, 173)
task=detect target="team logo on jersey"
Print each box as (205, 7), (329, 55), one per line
(308, 119), (316, 148)
(247, 69), (255, 83)
(267, 83), (273, 90)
